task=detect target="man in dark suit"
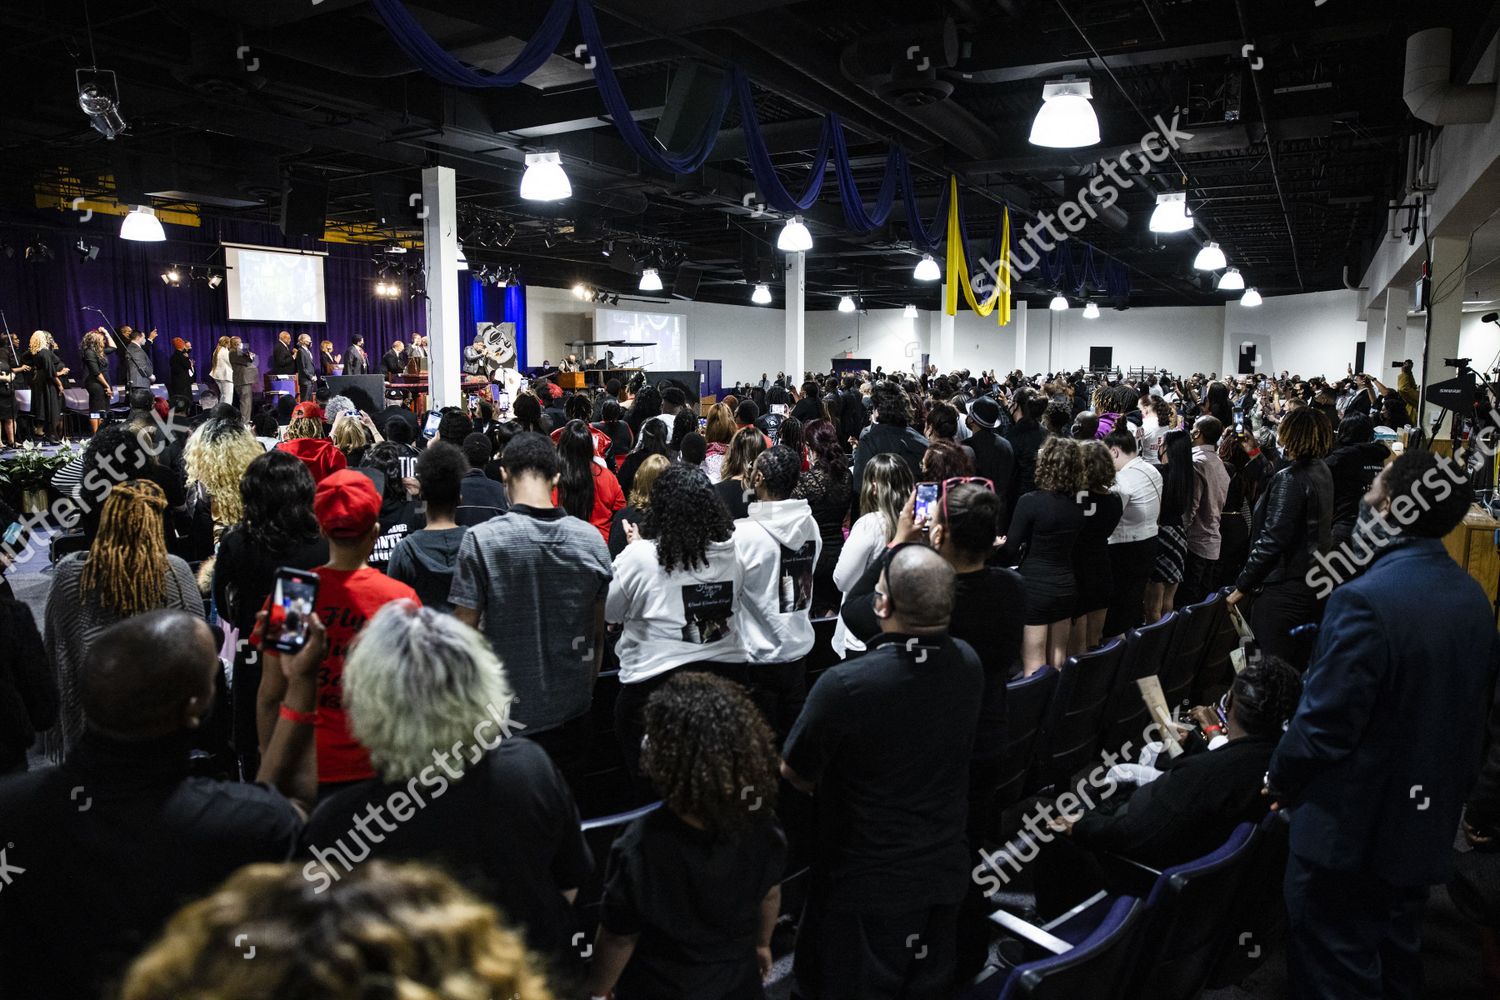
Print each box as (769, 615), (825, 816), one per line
(381, 341), (406, 379)
(228, 336), (258, 422)
(119, 327), (157, 390)
(294, 334), (317, 402)
(344, 334), (370, 376)
(1269, 450), (1498, 1000)
(271, 331), (296, 376)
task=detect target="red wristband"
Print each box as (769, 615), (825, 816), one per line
(279, 704), (318, 725)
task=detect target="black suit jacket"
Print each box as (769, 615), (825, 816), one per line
(381, 350), (406, 377)
(272, 341), (296, 375)
(295, 346), (316, 380)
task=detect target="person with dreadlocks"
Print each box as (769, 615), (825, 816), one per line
(43, 479), (204, 758)
(1030, 654), (1304, 920)
(585, 672), (786, 1000)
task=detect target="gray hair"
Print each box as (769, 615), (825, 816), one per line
(342, 601), (515, 782)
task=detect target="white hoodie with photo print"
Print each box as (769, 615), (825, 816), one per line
(732, 498), (822, 664)
(607, 537), (744, 684)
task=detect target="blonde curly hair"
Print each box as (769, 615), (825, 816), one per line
(184, 417), (263, 526)
(120, 861), (553, 1000)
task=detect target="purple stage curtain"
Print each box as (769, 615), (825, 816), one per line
(0, 216), (432, 381)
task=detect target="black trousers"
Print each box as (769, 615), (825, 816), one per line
(792, 893), (959, 1000)
(1249, 577), (1324, 670)
(1285, 852), (1428, 1000)
(711, 658), (807, 746)
(1177, 551), (1216, 608)
(615, 661), (746, 777)
(1103, 536), (1158, 638)
(526, 712), (593, 790)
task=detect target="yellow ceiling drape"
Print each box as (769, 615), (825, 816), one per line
(942, 176), (1010, 326)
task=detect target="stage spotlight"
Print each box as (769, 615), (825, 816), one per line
(501, 224), (516, 246)
(73, 238), (100, 262)
(161, 266), (181, 286)
(573, 283), (588, 299)
(602, 240), (613, 257)
(207, 271), (223, 289)
(22, 238), (52, 263)
(76, 69), (126, 140)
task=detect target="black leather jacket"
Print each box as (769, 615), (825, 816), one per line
(1235, 458), (1333, 592)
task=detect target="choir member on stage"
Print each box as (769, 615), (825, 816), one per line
(80, 330), (112, 435)
(0, 345), (16, 448)
(345, 334), (370, 376)
(27, 331), (64, 444)
(272, 331), (296, 377)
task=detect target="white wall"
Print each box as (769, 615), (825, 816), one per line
(526, 284), (1371, 384)
(1219, 289), (1367, 379)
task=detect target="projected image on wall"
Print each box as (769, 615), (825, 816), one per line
(224, 244), (328, 324)
(595, 308), (685, 370)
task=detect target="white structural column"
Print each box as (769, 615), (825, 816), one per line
(1417, 235), (1466, 438)
(937, 283), (955, 371)
(785, 251), (806, 378)
(422, 165), (461, 411)
(1378, 286), (1409, 371)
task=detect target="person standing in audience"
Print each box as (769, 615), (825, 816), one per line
(1070, 440), (1125, 653)
(0, 611), (302, 1000)
(387, 442), (469, 612)
(0, 595), (56, 775)
(608, 465), (745, 776)
(291, 601), (592, 964)
(361, 441), (424, 571)
(455, 432), (508, 525)
(451, 432), (612, 782)
(344, 333), (370, 376)
(44, 479), (203, 759)
(792, 418), (852, 617)
(255, 469), (419, 789)
(119, 861), (553, 1000)
(732, 446), (822, 741)
(555, 419), (626, 543)
(1227, 406), (1333, 666)
(848, 380), (928, 519)
(610, 453), (669, 558)
(276, 403), (347, 483)
(618, 419), (672, 499)
(1003, 388), (1048, 505)
(702, 402), (736, 482)
(999, 437), (1086, 673)
(830, 453), (914, 660)
(715, 426), (770, 521)
(1144, 429), (1194, 622)
(586, 673), (786, 1000)
(783, 545), (981, 1000)
(1179, 415), (1230, 606)
(1323, 413), (1390, 549)
(964, 396), (1015, 521)
(1269, 451), (1497, 1000)
(1101, 428), (1162, 638)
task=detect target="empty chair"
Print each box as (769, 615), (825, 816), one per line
(1158, 592), (1221, 711)
(992, 666), (1059, 809)
(967, 895), (1145, 1000)
(1029, 638), (1127, 791)
(1196, 587), (1241, 701)
(1099, 612), (1178, 756)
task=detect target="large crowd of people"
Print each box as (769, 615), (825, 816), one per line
(0, 353), (1498, 1000)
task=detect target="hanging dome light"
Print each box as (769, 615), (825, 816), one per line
(903, 303), (918, 319)
(120, 205), (165, 242)
(1083, 301), (1101, 319)
(913, 254), (941, 281)
(638, 267), (663, 292)
(1192, 241), (1226, 271)
(1028, 78), (1100, 148)
(519, 150), (571, 201)
(1148, 192), (1194, 234)
(1240, 287), (1263, 307)
(837, 295), (856, 313)
(751, 283), (772, 305)
(777, 215), (813, 252)
(455, 244), (468, 271)
(1049, 293), (1069, 311)
(1217, 267), (1245, 292)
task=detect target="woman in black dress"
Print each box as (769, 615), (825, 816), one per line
(792, 418), (851, 616)
(999, 435), (1086, 674)
(168, 337), (195, 404)
(0, 350), (16, 447)
(80, 330), (112, 434)
(1146, 428), (1195, 622)
(1070, 440), (1125, 654)
(26, 331), (63, 443)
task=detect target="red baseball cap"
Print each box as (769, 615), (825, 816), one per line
(313, 469), (382, 539)
(292, 401), (324, 422)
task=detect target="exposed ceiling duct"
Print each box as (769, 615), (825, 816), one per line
(1403, 27), (1496, 126)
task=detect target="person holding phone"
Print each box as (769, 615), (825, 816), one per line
(255, 470), (419, 788)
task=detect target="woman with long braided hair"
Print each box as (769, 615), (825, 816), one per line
(43, 479), (203, 758)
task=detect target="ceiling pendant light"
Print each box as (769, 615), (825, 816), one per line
(1240, 287), (1262, 307)
(455, 244), (468, 271)
(1028, 78), (1100, 149)
(120, 205), (165, 242)
(777, 215), (813, 252)
(903, 303), (918, 319)
(837, 294), (856, 313)
(638, 267), (663, 292)
(1218, 267), (1245, 292)
(1083, 300), (1101, 319)
(1049, 293), (1069, 312)
(519, 150), (571, 201)
(913, 253), (941, 281)
(751, 283), (772, 305)
(1192, 241), (1226, 271)
(1149, 192), (1194, 234)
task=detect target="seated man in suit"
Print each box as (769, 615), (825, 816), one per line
(1024, 655), (1302, 919)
